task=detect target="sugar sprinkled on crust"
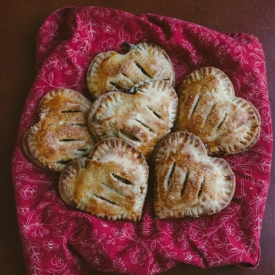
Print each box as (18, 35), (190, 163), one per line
(59, 138), (149, 221)
(86, 42), (175, 99)
(174, 67), (261, 155)
(23, 88), (95, 171)
(153, 131), (236, 219)
(88, 80), (178, 159)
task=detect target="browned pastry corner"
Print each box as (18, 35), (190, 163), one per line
(174, 67), (261, 155)
(23, 89), (95, 172)
(153, 131), (236, 219)
(59, 138), (149, 221)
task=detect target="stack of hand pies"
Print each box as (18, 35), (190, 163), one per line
(23, 42), (261, 221)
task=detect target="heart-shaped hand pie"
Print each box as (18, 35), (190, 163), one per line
(86, 42), (175, 98)
(59, 138), (149, 221)
(153, 131), (235, 219)
(88, 80), (178, 159)
(174, 67), (261, 155)
(23, 89), (95, 171)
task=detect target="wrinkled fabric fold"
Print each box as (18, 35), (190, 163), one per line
(12, 6), (272, 275)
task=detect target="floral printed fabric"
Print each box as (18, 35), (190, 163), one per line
(11, 6), (273, 275)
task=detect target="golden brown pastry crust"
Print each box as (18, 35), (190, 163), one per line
(88, 80), (178, 159)
(86, 42), (175, 99)
(23, 89), (95, 171)
(174, 67), (261, 155)
(153, 131), (235, 219)
(59, 138), (149, 221)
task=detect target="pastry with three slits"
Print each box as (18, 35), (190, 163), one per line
(86, 42), (175, 99)
(153, 131), (236, 219)
(174, 67), (261, 155)
(22, 89), (95, 171)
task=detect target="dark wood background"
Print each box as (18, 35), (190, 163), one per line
(1, 1), (274, 274)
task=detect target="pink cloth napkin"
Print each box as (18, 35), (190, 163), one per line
(11, 6), (273, 275)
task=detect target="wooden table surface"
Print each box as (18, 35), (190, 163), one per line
(1, 1), (274, 274)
